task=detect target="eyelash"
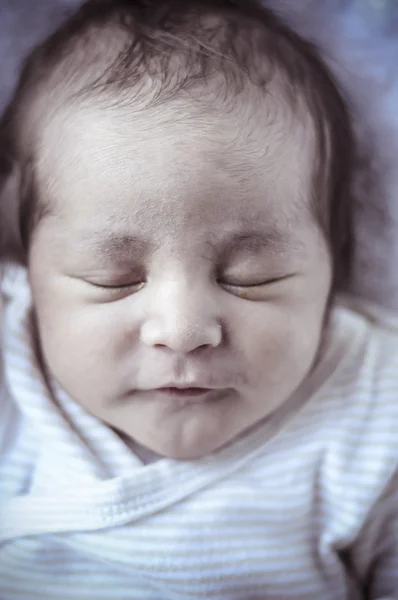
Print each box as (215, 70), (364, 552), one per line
(219, 277), (283, 288)
(91, 281), (144, 291)
(91, 276), (286, 293)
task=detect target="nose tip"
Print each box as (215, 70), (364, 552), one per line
(141, 320), (222, 353)
(139, 279), (222, 352)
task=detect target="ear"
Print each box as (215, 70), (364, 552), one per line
(0, 157), (25, 268)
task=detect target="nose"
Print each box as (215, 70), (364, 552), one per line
(140, 281), (222, 353)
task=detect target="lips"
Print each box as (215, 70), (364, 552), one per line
(156, 387), (213, 397)
(152, 386), (224, 408)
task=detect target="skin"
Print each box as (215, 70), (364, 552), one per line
(28, 90), (332, 460)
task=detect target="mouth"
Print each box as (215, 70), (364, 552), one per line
(156, 387), (213, 398)
(134, 386), (231, 409)
(150, 386), (229, 408)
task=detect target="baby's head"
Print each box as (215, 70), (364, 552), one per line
(0, 0), (358, 459)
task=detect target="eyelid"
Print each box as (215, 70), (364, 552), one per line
(89, 280), (145, 291)
(221, 274), (292, 288)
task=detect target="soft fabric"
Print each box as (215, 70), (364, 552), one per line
(0, 266), (397, 599)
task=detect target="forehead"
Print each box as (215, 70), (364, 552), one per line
(35, 91), (317, 241)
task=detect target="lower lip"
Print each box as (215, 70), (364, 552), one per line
(144, 388), (228, 409)
(156, 387), (213, 398)
(153, 388), (221, 408)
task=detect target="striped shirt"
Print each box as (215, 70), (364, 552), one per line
(0, 266), (397, 600)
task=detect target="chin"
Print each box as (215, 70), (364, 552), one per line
(149, 437), (225, 461)
(165, 449), (212, 461)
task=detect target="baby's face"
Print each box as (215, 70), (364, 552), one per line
(28, 94), (332, 459)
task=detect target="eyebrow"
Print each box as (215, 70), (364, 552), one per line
(76, 231), (158, 258)
(74, 226), (296, 260)
(212, 230), (295, 260)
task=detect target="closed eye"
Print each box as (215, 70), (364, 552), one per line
(91, 282), (142, 289)
(87, 280), (145, 292)
(219, 274), (294, 288)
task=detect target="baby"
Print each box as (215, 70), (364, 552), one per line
(0, 0), (397, 598)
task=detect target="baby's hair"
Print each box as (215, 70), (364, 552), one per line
(0, 0), (359, 291)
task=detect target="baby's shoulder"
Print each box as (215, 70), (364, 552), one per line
(326, 297), (398, 426)
(316, 298), (398, 502)
(332, 295), (398, 400)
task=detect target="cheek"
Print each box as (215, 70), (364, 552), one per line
(237, 303), (323, 389)
(31, 286), (124, 379)
(32, 302), (134, 407)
